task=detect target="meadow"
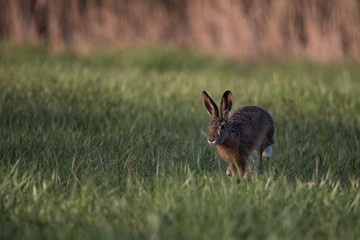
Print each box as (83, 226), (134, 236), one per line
(0, 45), (359, 239)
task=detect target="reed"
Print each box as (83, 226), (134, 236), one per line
(1, 0), (360, 62)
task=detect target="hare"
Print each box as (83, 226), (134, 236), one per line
(202, 90), (274, 177)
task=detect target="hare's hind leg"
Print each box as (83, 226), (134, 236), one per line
(257, 143), (270, 174)
(257, 149), (264, 174)
(263, 127), (274, 158)
(257, 143), (273, 174)
(258, 128), (274, 174)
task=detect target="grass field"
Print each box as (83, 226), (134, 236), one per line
(0, 45), (360, 239)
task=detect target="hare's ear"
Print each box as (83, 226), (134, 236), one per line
(220, 90), (232, 120)
(202, 91), (219, 117)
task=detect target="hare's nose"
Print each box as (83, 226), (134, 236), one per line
(207, 138), (217, 145)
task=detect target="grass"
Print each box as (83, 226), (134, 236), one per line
(0, 45), (360, 239)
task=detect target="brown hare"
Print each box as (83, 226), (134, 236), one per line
(202, 90), (274, 177)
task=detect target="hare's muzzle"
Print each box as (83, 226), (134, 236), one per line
(207, 138), (218, 145)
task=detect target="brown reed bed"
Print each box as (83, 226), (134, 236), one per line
(1, 0), (360, 62)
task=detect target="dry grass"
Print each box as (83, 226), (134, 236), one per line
(1, 0), (360, 62)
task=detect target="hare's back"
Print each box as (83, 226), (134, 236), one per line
(229, 106), (273, 127)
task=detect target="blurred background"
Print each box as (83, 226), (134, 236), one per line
(1, 0), (360, 62)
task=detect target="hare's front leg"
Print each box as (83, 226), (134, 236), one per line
(226, 164), (234, 176)
(226, 161), (246, 177)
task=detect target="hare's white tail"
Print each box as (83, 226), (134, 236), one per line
(262, 145), (273, 158)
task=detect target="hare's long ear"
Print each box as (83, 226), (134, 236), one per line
(220, 90), (232, 120)
(202, 91), (219, 118)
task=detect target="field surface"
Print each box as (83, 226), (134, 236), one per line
(0, 46), (360, 239)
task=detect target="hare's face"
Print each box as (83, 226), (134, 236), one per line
(207, 118), (229, 145)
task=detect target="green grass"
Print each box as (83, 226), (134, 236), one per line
(0, 45), (360, 239)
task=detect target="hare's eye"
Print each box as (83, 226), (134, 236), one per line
(220, 124), (225, 130)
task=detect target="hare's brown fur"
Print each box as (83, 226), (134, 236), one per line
(202, 91), (274, 177)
